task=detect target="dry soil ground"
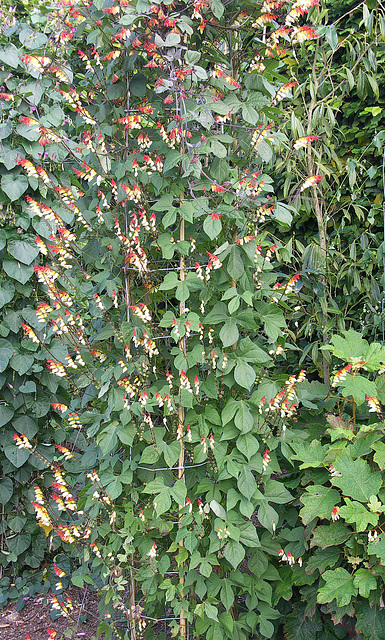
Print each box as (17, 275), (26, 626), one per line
(0, 587), (100, 640)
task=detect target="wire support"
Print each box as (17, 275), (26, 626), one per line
(136, 461), (208, 471)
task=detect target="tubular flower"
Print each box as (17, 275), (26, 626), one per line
(51, 594), (69, 617)
(33, 502), (51, 527)
(291, 26), (318, 42)
(262, 449), (271, 472)
(36, 302), (53, 322)
(68, 413), (82, 429)
(366, 395), (381, 414)
(51, 403), (68, 413)
(21, 323), (40, 344)
(286, 0), (319, 24)
(300, 175), (324, 191)
(34, 486), (45, 505)
(294, 135), (320, 149)
(55, 445), (74, 460)
(278, 548), (287, 562)
(47, 360), (67, 377)
(275, 81), (297, 101)
(14, 433), (32, 449)
(329, 464), (342, 477)
(332, 506), (340, 521)
(331, 364), (351, 387)
(253, 13), (278, 26)
(53, 564), (66, 578)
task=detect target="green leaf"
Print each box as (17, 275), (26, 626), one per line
(204, 602), (219, 622)
(371, 441), (385, 470)
(224, 539), (245, 568)
(338, 498), (379, 531)
(210, 499), (226, 520)
(234, 360), (256, 390)
(179, 202), (194, 223)
(0, 281), (15, 308)
(162, 441), (181, 468)
(7, 239), (39, 265)
(259, 618), (274, 638)
(209, 0), (224, 18)
(3, 260), (34, 285)
(284, 603), (322, 640)
(291, 440), (326, 469)
(0, 44), (20, 69)
(219, 320), (239, 348)
(273, 203), (293, 226)
(257, 140), (272, 163)
(130, 73), (147, 97)
(353, 568), (377, 597)
(257, 502), (278, 532)
(170, 479), (187, 506)
(210, 139), (227, 158)
(0, 339), (13, 372)
(305, 547), (340, 575)
(242, 103), (258, 125)
(339, 374), (377, 405)
(236, 433), (259, 460)
(3, 442), (30, 468)
(220, 582), (234, 611)
(203, 215), (222, 240)
(175, 281), (189, 302)
(105, 478), (123, 500)
(264, 479), (293, 504)
(234, 401), (254, 433)
(10, 353), (34, 376)
(226, 246), (244, 280)
(151, 194), (174, 211)
(1, 174), (28, 202)
(239, 522), (260, 548)
(0, 478), (13, 504)
(257, 303), (286, 341)
(300, 486), (341, 525)
(238, 467), (257, 500)
(199, 559), (212, 578)
(154, 489), (172, 516)
(19, 27), (48, 49)
(0, 122), (12, 140)
(238, 337), (271, 363)
(13, 416), (38, 439)
(97, 425), (118, 456)
(7, 533), (31, 556)
(331, 454), (382, 502)
(19, 381), (36, 394)
(163, 150), (182, 173)
(140, 445), (159, 464)
(0, 405), (14, 427)
(317, 567), (357, 607)
(327, 330), (368, 361)
(310, 521), (351, 549)
(356, 602), (385, 640)
(368, 534), (385, 562)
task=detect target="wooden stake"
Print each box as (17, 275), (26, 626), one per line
(178, 213), (187, 639)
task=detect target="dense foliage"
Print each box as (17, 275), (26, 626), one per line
(1, 0), (385, 639)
